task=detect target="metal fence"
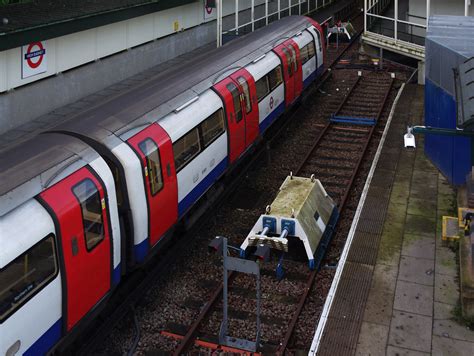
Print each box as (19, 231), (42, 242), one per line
(216, 0), (337, 46)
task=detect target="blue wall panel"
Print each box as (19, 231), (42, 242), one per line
(424, 79), (471, 185)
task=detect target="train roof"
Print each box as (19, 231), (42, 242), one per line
(0, 133), (99, 216)
(55, 16), (314, 144)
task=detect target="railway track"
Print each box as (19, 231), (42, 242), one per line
(161, 73), (395, 355)
(66, 10), (415, 356)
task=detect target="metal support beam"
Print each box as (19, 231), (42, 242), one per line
(411, 126), (474, 137)
(217, 0), (222, 47)
(364, 0), (367, 34)
(219, 237), (261, 352)
(395, 0), (398, 41)
(265, 0), (268, 25)
(427, 0), (431, 27)
(251, 0), (255, 32)
(235, 0), (239, 35)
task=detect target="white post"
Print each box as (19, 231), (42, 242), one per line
(395, 0), (398, 40)
(251, 0), (255, 31)
(307, 0), (310, 14)
(465, 0), (469, 16)
(265, 0), (269, 25)
(235, 0), (239, 35)
(426, 0), (430, 28)
(278, 0), (281, 19)
(217, 0), (221, 47)
(219, 0), (223, 47)
(364, 0), (367, 34)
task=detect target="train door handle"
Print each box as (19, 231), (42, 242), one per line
(210, 158), (215, 167)
(6, 340), (21, 356)
(166, 163), (171, 177)
(71, 236), (79, 256)
(193, 173), (199, 183)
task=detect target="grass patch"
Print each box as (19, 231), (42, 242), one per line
(452, 302), (474, 329)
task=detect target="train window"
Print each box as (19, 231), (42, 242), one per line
(0, 234), (58, 322)
(227, 83), (243, 123)
(138, 138), (164, 196)
(300, 42), (316, 65)
(268, 66), (283, 91)
(282, 47), (293, 76)
(173, 128), (201, 172)
(200, 109), (225, 148)
(73, 179), (105, 251)
(256, 76), (270, 102)
(237, 77), (252, 114)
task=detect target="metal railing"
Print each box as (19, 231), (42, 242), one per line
(216, 0), (337, 46)
(364, 0), (426, 53)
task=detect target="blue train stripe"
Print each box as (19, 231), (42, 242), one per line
(303, 70), (317, 88)
(134, 238), (149, 263)
(24, 318), (62, 356)
(112, 263), (121, 286)
(178, 158), (228, 217)
(259, 102), (285, 133)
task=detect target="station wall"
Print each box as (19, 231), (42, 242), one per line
(0, 0), (279, 134)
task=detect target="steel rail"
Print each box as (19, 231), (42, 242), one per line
(171, 14), (368, 356)
(276, 77), (395, 355)
(172, 27), (366, 356)
(61, 8), (366, 356)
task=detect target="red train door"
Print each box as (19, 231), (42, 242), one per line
(288, 40), (303, 98)
(40, 167), (112, 331)
(127, 123), (178, 247)
(273, 39), (303, 106)
(213, 77), (246, 162)
(230, 68), (259, 145)
(213, 69), (259, 163)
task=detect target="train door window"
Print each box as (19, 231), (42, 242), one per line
(268, 66), (283, 91)
(256, 76), (270, 102)
(138, 138), (164, 195)
(73, 179), (104, 251)
(173, 128), (201, 172)
(226, 82), (243, 123)
(300, 42), (316, 65)
(200, 109), (225, 148)
(237, 77), (252, 114)
(0, 234), (58, 322)
(282, 47), (293, 76)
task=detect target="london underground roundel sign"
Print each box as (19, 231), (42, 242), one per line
(22, 41), (48, 79)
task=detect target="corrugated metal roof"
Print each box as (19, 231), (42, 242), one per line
(427, 15), (474, 58)
(426, 15), (474, 96)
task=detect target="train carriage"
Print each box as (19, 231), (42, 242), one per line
(0, 133), (121, 355)
(0, 16), (325, 355)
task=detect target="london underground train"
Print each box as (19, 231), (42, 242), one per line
(0, 16), (324, 355)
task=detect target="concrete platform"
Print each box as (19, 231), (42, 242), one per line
(312, 84), (474, 355)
